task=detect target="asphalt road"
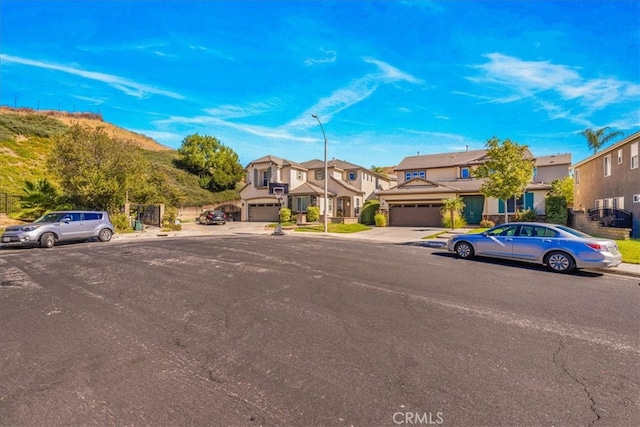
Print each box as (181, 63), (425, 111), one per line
(1, 236), (638, 426)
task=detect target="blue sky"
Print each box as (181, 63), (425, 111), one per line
(1, 0), (638, 169)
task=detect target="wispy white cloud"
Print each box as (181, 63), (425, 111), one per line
(304, 47), (337, 66)
(468, 53), (640, 118)
(287, 57), (424, 128)
(0, 54), (184, 99)
(70, 95), (105, 105)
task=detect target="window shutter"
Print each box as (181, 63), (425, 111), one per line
(253, 169), (258, 187)
(267, 167), (272, 183)
(525, 192), (534, 210)
(498, 199), (504, 214)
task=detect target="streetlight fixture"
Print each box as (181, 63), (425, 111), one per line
(311, 114), (328, 234)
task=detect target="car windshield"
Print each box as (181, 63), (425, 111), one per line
(554, 225), (593, 238)
(34, 213), (65, 223)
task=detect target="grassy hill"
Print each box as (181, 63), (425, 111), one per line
(0, 107), (238, 206)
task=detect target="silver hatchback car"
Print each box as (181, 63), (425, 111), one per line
(447, 222), (623, 273)
(1, 211), (114, 248)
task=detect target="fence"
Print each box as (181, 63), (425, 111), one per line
(0, 192), (21, 214)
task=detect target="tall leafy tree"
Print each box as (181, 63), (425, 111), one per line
(548, 176), (574, 204)
(473, 137), (535, 224)
(176, 134), (244, 191)
(441, 196), (465, 230)
(580, 127), (623, 154)
(47, 124), (148, 212)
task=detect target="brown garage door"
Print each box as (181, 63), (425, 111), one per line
(389, 204), (442, 227)
(248, 204), (280, 222)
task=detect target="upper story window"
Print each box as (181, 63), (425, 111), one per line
(574, 168), (580, 185)
(348, 171), (357, 181)
(460, 167), (470, 179)
(261, 169), (270, 187)
(631, 142), (638, 169)
(604, 155), (612, 177)
(618, 149), (623, 164)
(404, 171), (426, 181)
(532, 167), (537, 177)
(315, 170), (324, 180)
(296, 171), (303, 181)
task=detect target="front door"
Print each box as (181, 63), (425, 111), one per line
(462, 196), (484, 224)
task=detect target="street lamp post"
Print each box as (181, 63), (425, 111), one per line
(311, 114), (328, 234)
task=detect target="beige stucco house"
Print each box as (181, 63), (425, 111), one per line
(239, 155), (393, 222)
(378, 149), (570, 227)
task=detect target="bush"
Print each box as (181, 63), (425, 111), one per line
(280, 207), (292, 223)
(374, 212), (387, 227)
(360, 200), (380, 225)
(162, 207), (182, 231)
(306, 206), (319, 222)
(479, 219), (495, 228)
(546, 196), (568, 225)
(111, 212), (132, 232)
(514, 209), (537, 222)
(441, 212), (467, 229)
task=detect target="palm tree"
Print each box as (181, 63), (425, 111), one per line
(18, 178), (69, 219)
(580, 127), (623, 154)
(441, 196), (466, 230)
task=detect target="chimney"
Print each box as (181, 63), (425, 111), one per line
(466, 145), (469, 152)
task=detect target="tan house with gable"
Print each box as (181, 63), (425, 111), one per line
(240, 155), (393, 222)
(379, 148), (570, 227)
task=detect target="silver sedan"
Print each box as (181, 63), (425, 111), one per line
(446, 222), (623, 273)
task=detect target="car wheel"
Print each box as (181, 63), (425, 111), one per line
(455, 242), (474, 259)
(40, 232), (55, 249)
(98, 228), (113, 242)
(545, 251), (575, 273)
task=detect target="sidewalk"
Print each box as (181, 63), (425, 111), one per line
(112, 223), (640, 278)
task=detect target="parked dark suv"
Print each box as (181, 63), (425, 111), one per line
(196, 210), (226, 225)
(1, 211), (115, 248)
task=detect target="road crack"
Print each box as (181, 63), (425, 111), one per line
(553, 339), (602, 426)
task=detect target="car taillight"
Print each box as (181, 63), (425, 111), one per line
(585, 243), (606, 251)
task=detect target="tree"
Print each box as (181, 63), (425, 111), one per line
(441, 196), (465, 230)
(580, 127), (623, 154)
(548, 176), (574, 204)
(17, 178), (71, 219)
(370, 165), (389, 177)
(473, 137), (535, 224)
(176, 134), (244, 192)
(47, 124), (149, 212)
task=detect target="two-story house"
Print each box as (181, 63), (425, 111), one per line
(573, 131), (639, 238)
(239, 155), (393, 222)
(378, 149), (570, 227)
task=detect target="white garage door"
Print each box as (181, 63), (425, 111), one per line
(248, 204), (280, 222)
(389, 204), (442, 227)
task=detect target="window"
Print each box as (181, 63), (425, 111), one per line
(507, 195), (525, 212)
(618, 149), (623, 164)
(533, 167), (537, 177)
(405, 171), (426, 181)
(631, 142), (638, 169)
(296, 171), (303, 181)
(633, 194), (640, 203)
(348, 171), (357, 181)
(460, 167), (470, 179)
(574, 168), (580, 185)
(261, 169), (270, 187)
(518, 225), (557, 238)
(604, 155), (612, 177)
(487, 225), (519, 237)
(613, 197), (624, 210)
(315, 170), (324, 180)
(83, 213), (102, 220)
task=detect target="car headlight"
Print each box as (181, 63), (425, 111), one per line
(20, 225), (41, 232)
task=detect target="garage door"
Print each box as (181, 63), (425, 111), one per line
(389, 204), (442, 227)
(248, 204), (280, 222)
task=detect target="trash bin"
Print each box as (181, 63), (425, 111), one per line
(134, 220), (143, 231)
